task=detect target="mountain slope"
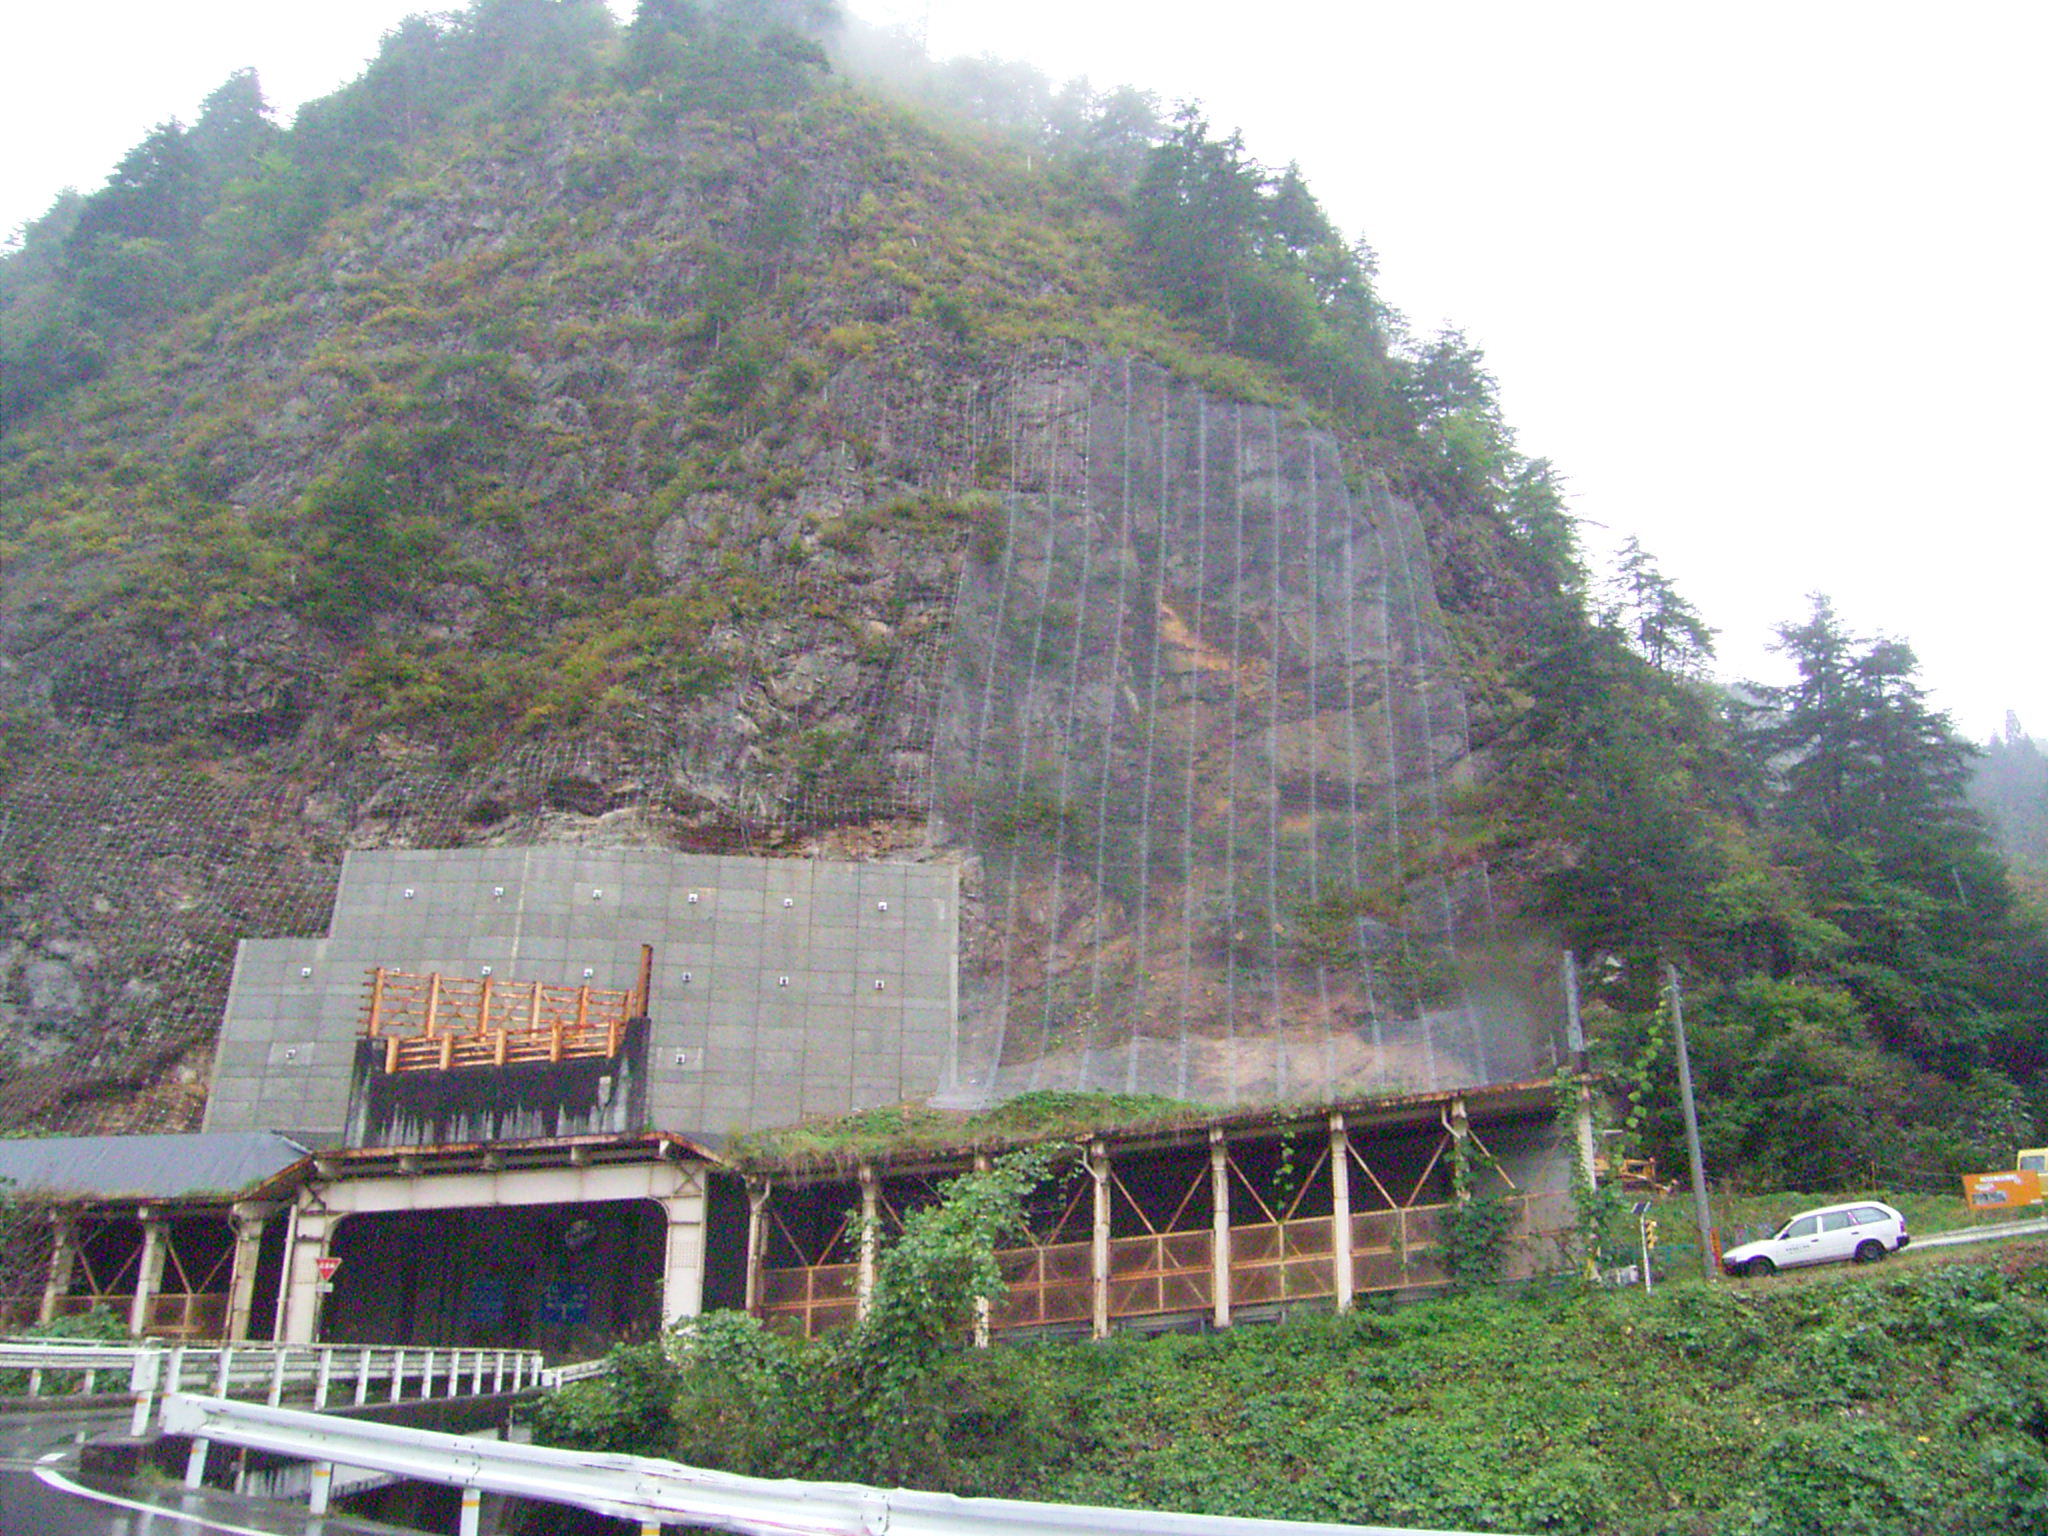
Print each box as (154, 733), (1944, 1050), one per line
(0, 19), (1562, 1130)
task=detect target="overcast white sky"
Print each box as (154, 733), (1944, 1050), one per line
(5, 2), (2042, 740)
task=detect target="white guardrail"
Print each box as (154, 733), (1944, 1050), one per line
(159, 1392), (1513, 1536)
(0, 1338), (550, 1437)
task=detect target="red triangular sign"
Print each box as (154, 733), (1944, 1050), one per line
(316, 1256), (342, 1281)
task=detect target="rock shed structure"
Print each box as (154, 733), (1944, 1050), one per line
(0, 843), (1581, 1353)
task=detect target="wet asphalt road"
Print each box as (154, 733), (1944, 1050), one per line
(0, 1410), (426, 1536)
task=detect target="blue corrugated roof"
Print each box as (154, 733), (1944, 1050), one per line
(0, 1131), (322, 1201)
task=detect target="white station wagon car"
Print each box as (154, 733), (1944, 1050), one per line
(1721, 1200), (1911, 1277)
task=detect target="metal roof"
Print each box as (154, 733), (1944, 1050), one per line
(0, 1131), (327, 1202)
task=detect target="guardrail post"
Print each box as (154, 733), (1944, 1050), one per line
(183, 1431), (210, 1489)
(459, 1487), (483, 1536)
(355, 1346), (372, 1407)
(268, 1346), (289, 1406)
(390, 1348), (405, 1404)
(309, 1460), (335, 1515)
(493, 1350), (505, 1393)
(27, 1366), (41, 1397)
(315, 1347), (334, 1409)
(423, 1348), (437, 1401)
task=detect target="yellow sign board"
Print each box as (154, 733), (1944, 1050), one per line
(1964, 1169), (2043, 1209)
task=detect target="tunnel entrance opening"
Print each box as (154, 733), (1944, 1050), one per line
(322, 1198), (664, 1356)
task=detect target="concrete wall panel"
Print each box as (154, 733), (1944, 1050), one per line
(205, 849), (959, 1142)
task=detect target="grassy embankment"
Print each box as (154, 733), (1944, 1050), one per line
(537, 1209), (2048, 1535)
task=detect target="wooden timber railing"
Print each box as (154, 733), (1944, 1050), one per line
(360, 946), (652, 1075)
(759, 1193), (1571, 1340)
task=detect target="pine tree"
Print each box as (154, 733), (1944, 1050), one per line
(1601, 537), (1715, 677)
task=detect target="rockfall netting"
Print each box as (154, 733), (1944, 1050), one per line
(934, 358), (1562, 1105)
(0, 351), (1561, 1133)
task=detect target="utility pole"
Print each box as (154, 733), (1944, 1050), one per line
(1664, 962), (1717, 1279)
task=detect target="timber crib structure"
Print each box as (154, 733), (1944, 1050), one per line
(359, 946), (653, 1074)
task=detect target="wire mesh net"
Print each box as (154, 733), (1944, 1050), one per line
(933, 357), (1563, 1105)
(0, 352), (1562, 1133)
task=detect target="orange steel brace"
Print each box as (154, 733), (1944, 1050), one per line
(366, 968), (387, 1038)
(423, 974), (441, 1039)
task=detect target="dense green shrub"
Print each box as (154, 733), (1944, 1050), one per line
(531, 1252), (2048, 1534)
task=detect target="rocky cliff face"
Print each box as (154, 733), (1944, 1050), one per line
(0, 83), (1556, 1131)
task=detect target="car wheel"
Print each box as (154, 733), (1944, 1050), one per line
(1744, 1257), (1775, 1278)
(1854, 1239), (1886, 1264)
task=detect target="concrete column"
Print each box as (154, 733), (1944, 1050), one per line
(1449, 1096), (1471, 1198)
(128, 1210), (168, 1338)
(1575, 1083), (1600, 1189)
(1209, 1129), (1231, 1330)
(658, 1169), (707, 1324)
(972, 1154), (991, 1348)
(1089, 1140), (1111, 1340)
(226, 1203), (278, 1342)
(1329, 1112), (1353, 1313)
(278, 1203), (334, 1345)
(856, 1162), (879, 1319)
(38, 1215), (77, 1326)
(743, 1177), (771, 1315)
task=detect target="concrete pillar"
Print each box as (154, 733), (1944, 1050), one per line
(1209, 1129), (1231, 1330)
(856, 1162), (879, 1319)
(38, 1214), (77, 1326)
(278, 1203), (334, 1345)
(743, 1177), (771, 1315)
(1449, 1096), (1471, 1198)
(128, 1210), (168, 1338)
(226, 1203), (278, 1342)
(972, 1154), (992, 1348)
(1089, 1140), (1111, 1340)
(1575, 1083), (1600, 1190)
(1329, 1112), (1353, 1313)
(658, 1169), (707, 1325)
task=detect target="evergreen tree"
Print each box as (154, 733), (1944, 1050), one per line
(1751, 595), (1977, 854)
(1601, 536), (1715, 677)
(67, 122), (206, 250)
(1970, 715), (2048, 876)
(1744, 596), (2035, 1071)
(1131, 108), (1269, 344)
(187, 69), (278, 185)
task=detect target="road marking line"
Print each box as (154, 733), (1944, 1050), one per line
(33, 1463), (288, 1536)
